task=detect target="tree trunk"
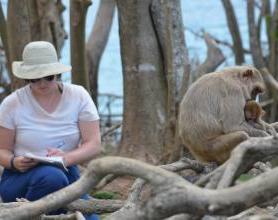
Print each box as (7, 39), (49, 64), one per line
(262, 0), (272, 59)
(269, 1), (278, 76)
(86, 0), (116, 105)
(70, 0), (91, 91)
(221, 0), (244, 64)
(5, 0), (67, 91)
(150, 0), (189, 162)
(0, 1), (11, 83)
(27, 0), (67, 57)
(117, 0), (167, 163)
(7, 0), (31, 90)
(247, 0), (266, 69)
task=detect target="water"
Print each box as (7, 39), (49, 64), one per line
(2, 0), (274, 116)
(66, 0), (270, 104)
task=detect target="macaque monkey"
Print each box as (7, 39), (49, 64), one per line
(178, 66), (268, 164)
(244, 100), (276, 136)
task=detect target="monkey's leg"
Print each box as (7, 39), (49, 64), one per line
(207, 131), (249, 164)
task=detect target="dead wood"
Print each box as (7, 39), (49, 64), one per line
(41, 212), (85, 220)
(0, 198), (124, 215)
(191, 33), (225, 81)
(2, 143), (278, 220)
(186, 26), (250, 54)
(101, 123), (121, 140)
(218, 136), (278, 189)
(196, 163), (227, 187)
(259, 67), (278, 93)
(66, 198), (123, 214)
(106, 157), (205, 219)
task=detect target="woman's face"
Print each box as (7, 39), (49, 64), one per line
(29, 75), (57, 95)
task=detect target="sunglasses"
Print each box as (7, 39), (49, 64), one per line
(28, 75), (55, 83)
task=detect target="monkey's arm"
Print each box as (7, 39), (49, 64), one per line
(262, 121), (277, 136)
(231, 121), (269, 137)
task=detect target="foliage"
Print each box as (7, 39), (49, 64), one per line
(91, 191), (118, 200)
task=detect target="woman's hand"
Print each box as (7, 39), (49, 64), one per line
(47, 148), (67, 166)
(46, 148), (65, 157)
(13, 156), (38, 172)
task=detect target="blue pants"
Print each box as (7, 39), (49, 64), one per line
(0, 165), (99, 220)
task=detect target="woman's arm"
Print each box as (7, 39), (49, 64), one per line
(61, 120), (101, 166)
(0, 126), (15, 168)
(0, 126), (38, 172)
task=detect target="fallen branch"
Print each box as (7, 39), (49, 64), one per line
(217, 136), (278, 189)
(0, 198), (124, 215)
(41, 212), (85, 220)
(107, 157), (206, 219)
(101, 123), (121, 139)
(2, 140), (278, 220)
(66, 198), (123, 214)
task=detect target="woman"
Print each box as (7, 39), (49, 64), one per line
(0, 41), (101, 219)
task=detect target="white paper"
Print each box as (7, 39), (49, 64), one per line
(24, 153), (68, 171)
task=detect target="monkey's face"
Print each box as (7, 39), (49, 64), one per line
(241, 68), (265, 100)
(244, 100), (263, 122)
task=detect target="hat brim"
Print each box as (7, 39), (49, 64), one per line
(12, 62), (72, 79)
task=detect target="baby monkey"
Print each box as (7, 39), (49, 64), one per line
(244, 100), (276, 136)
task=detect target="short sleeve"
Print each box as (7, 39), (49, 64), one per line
(0, 95), (16, 130)
(78, 87), (100, 122)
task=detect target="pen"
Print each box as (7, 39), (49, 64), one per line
(56, 141), (65, 149)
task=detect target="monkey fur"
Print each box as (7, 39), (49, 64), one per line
(178, 66), (268, 164)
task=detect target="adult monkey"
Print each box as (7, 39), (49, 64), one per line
(178, 66), (268, 164)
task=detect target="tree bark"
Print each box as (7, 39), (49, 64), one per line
(70, 0), (91, 91)
(27, 0), (67, 57)
(86, 0), (116, 105)
(5, 0), (67, 91)
(191, 33), (225, 81)
(262, 0), (272, 58)
(117, 0), (167, 163)
(0, 1), (11, 83)
(221, 0), (245, 64)
(3, 154), (278, 220)
(269, 1), (278, 76)
(7, 0), (31, 90)
(150, 0), (189, 162)
(247, 0), (266, 69)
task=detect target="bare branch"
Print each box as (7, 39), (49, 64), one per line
(66, 198), (124, 214)
(86, 0), (116, 104)
(3, 151), (278, 219)
(221, 0), (244, 64)
(185, 27), (250, 54)
(218, 136), (278, 188)
(192, 33), (225, 80)
(247, 0), (266, 68)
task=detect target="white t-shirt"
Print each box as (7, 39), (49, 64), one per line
(0, 83), (99, 156)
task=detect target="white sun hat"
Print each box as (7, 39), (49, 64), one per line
(12, 41), (72, 79)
